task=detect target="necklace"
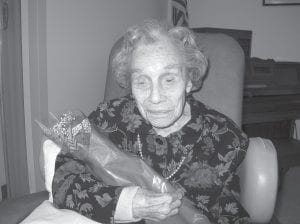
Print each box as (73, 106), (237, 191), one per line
(137, 134), (186, 180)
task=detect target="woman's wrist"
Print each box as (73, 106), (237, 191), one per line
(114, 186), (141, 223)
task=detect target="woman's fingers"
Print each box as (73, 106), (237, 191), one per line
(170, 198), (182, 210)
(168, 207), (179, 216)
(147, 192), (173, 205)
(132, 188), (182, 221)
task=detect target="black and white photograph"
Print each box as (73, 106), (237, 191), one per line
(0, 0), (300, 224)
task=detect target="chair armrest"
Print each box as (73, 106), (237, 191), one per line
(0, 191), (48, 224)
(237, 137), (278, 223)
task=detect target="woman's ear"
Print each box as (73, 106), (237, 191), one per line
(186, 80), (192, 93)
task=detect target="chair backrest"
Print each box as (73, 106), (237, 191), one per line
(104, 32), (245, 127)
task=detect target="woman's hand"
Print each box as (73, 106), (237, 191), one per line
(132, 188), (183, 222)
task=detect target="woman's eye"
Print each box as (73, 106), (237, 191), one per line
(166, 77), (175, 83)
(137, 80), (145, 85)
(163, 75), (177, 84)
(133, 77), (149, 88)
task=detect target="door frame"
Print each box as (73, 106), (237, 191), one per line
(0, 0), (48, 198)
(0, 28), (7, 202)
(21, 0), (48, 193)
(1, 0), (29, 198)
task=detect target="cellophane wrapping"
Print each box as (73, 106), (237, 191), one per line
(36, 111), (209, 224)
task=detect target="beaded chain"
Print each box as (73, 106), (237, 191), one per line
(137, 134), (186, 180)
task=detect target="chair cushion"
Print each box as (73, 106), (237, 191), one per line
(42, 139), (61, 202)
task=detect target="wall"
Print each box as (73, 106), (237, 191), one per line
(47, 0), (168, 115)
(189, 0), (300, 62)
(188, 0), (300, 138)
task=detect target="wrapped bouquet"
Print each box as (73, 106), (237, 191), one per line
(36, 111), (209, 224)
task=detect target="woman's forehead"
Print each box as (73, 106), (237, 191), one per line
(136, 35), (178, 50)
(131, 40), (182, 65)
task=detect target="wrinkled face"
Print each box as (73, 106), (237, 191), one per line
(130, 39), (192, 129)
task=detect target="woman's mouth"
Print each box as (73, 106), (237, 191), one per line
(147, 109), (171, 117)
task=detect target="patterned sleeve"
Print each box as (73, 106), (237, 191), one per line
(88, 97), (131, 150)
(52, 154), (123, 224)
(88, 98), (125, 131)
(209, 174), (250, 224)
(208, 117), (250, 224)
(52, 98), (129, 224)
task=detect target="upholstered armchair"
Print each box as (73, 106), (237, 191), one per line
(0, 31), (278, 224)
(105, 32), (279, 224)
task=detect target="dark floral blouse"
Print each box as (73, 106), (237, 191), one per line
(52, 94), (250, 224)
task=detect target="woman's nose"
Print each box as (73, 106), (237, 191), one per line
(150, 85), (162, 104)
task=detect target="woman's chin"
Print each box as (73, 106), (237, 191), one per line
(148, 119), (175, 130)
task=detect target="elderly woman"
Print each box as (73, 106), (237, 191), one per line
(52, 20), (250, 224)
